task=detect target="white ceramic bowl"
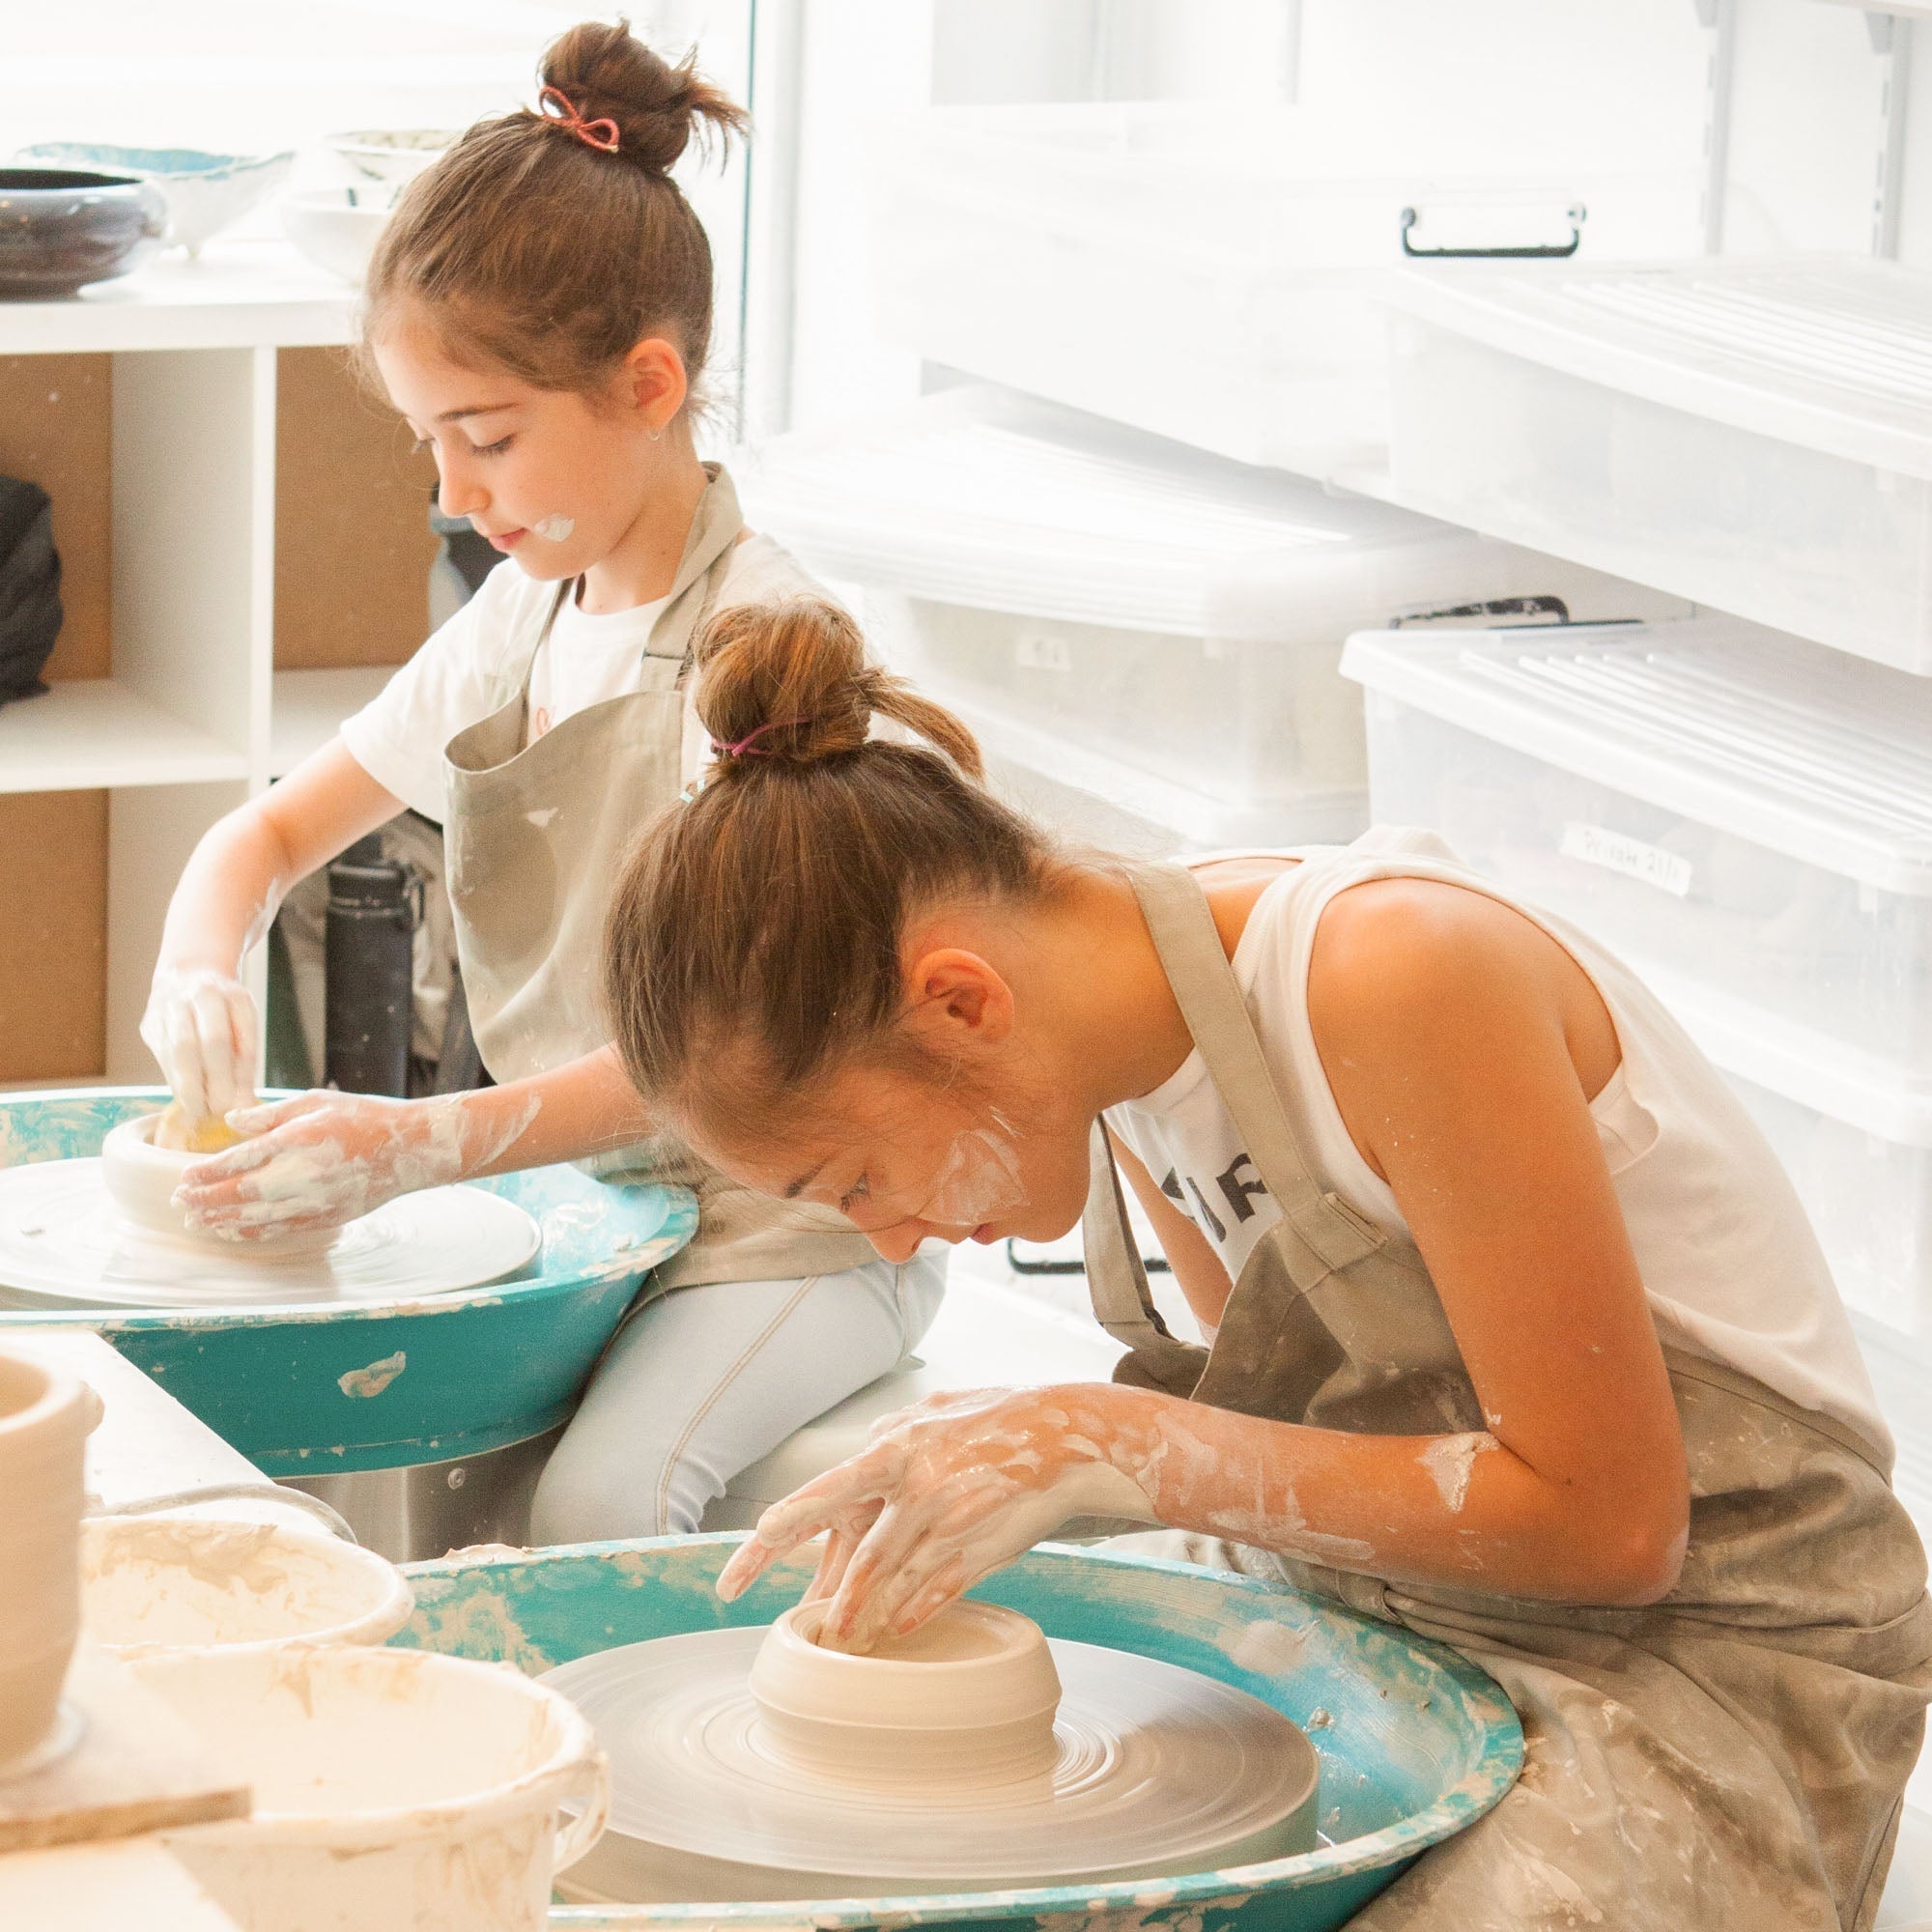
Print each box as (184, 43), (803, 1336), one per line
(15, 145), (295, 256)
(280, 185), (395, 284)
(99, 1112), (338, 1258)
(81, 1513), (413, 1660)
(750, 1599), (1063, 1784)
(326, 129), (459, 185)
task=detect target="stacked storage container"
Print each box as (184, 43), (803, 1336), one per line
(1369, 254), (1932, 1534)
(867, 0), (1712, 477)
(740, 385), (1684, 855)
(1383, 257), (1932, 669)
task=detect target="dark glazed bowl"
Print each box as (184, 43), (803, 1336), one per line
(0, 168), (168, 299)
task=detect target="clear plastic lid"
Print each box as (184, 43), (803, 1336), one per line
(1386, 256), (1932, 479)
(1342, 615), (1932, 895)
(738, 385), (1485, 638)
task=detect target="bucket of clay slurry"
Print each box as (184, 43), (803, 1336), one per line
(81, 1512), (415, 1659)
(394, 1535), (1523, 1932)
(134, 1644), (609, 1932)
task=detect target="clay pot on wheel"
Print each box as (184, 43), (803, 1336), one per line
(100, 1114), (340, 1260)
(0, 1349), (99, 1769)
(750, 1599), (1063, 1786)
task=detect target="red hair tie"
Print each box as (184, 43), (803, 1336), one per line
(711, 717), (807, 758)
(538, 85), (621, 155)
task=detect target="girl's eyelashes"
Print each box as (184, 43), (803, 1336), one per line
(838, 1173), (872, 1213)
(407, 433), (516, 458)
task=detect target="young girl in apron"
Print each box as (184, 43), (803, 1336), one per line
(139, 23), (942, 1541)
(598, 595), (1931, 1929)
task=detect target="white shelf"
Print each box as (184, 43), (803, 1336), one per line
(0, 681), (246, 794)
(0, 241), (355, 356)
(270, 667), (396, 778)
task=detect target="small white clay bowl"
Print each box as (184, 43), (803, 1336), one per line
(751, 1599), (1062, 1783)
(325, 128), (460, 184)
(81, 1513), (413, 1660)
(280, 185), (395, 284)
(100, 1113), (338, 1259)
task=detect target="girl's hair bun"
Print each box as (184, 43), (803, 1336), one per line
(696, 599), (984, 780)
(541, 17), (749, 173)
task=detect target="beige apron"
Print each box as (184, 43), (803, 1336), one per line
(1084, 862), (1932, 1932)
(441, 465), (874, 1291)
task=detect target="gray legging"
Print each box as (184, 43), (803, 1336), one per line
(530, 1248), (948, 1541)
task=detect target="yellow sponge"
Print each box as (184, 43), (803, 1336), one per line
(154, 1101), (245, 1154)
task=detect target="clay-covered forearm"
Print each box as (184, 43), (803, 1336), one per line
(157, 741), (404, 980)
(155, 803), (298, 980)
(1097, 1384), (1687, 1607)
(456, 1046), (658, 1178)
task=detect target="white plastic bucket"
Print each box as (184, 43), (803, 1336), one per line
(137, 1645), (609, 1932)
(81, 1513), (414, 1659)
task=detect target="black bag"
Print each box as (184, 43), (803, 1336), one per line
(0, 475), (62, 707)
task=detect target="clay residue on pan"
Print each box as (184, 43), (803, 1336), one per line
(1222, 1618), (1308, 1676)
(338, 1350), (408, 1399)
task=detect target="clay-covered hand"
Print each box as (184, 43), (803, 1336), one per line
(139, 967), (259, 1128)
(171, 1091), (530, 1242)
(715, 1384), (1162, 1654)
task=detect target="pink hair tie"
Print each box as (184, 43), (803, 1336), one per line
(538, 85), (621, 155)
(711, 717), (807, 758)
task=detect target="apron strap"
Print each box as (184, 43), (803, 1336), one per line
(506, 578), (578, 726)
(1083, 1122), (1173, 1350)
(1126, 862), (1383, 1273)
(649, 463), (747, 686)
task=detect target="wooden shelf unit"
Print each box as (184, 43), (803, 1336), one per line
(0, 239), (437, 1085)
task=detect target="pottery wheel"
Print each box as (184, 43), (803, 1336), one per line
(0, 1159), (541, 1310)
(542, 1627), (1321, 1902)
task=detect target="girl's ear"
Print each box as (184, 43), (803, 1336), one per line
(900, 949), (1015, 1055)
(620, 335), (689, 433)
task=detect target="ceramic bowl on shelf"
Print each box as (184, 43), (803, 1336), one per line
(280, 185), (397, 285)
(326, 128), (459, 184)
(14, 145), (295, 257)
(0, 167), (166, 299)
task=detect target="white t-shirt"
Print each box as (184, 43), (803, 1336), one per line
(1104, 827), (1890, 1459)
(340, 532), (815, 822)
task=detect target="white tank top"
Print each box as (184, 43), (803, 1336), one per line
(1104, 826), (1889, 1460)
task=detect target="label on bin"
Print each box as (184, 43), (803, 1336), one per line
(1015, 630), (1074, 673)
(1560, 822), (1691, 897)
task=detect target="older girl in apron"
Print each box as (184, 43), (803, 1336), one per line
(595, 600), (1932, 1930)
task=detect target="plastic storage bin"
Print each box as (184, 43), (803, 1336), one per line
(1343, 617), (1932, 1079)
(868, 97), (1705, 478)
(1384, 257), (1932, 669)
(1343, 616), (1932, 1341)
(741, 386), (1687, 852)
(1721, 1067), (1932, 1341)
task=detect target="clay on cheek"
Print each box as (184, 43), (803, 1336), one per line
(532, 513), (575, 543)
(916, 1122), (1028, 1226)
